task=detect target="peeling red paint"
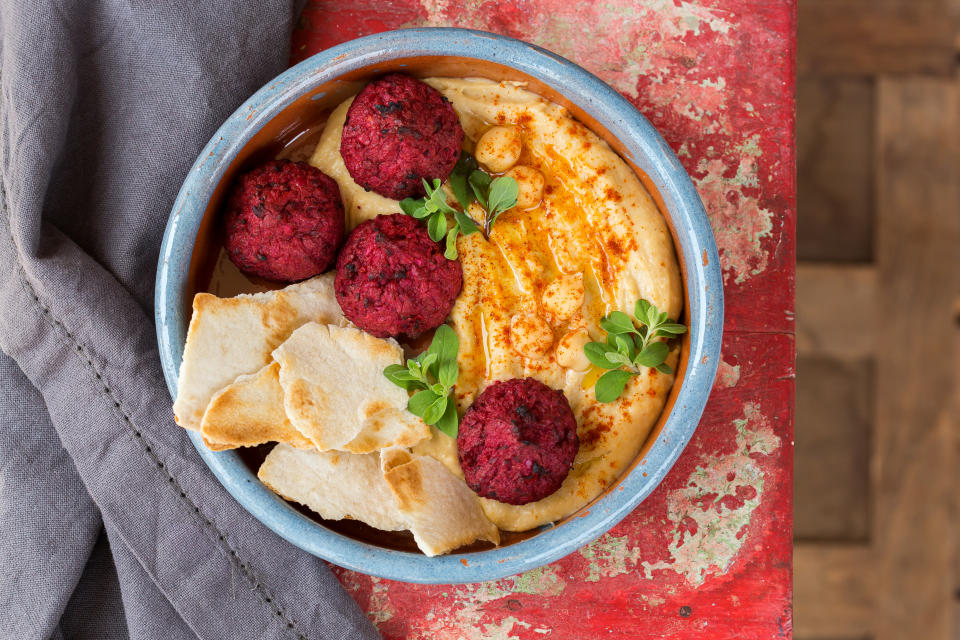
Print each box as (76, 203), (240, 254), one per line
(291, 2), (795, 638)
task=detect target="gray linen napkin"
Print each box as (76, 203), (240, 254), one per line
(0, 2), (380, 639)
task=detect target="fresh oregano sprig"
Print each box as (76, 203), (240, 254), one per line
(399, 178), (479, 261)
(398, 152), (519, 257)
(383, 324), (460, 437)
(447, 152), (479, 210)
(466, 169), (518, 238)
(583, 299), (687, 403)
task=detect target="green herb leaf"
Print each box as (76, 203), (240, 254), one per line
(487, 176), (519, 216)
(612, 333), (636, 359)
(595, 369), (637, 403)
(583, 342), (619, 369)
(428, 325), (459, 387)
(605, 351), (632, 367)
(644, 304), (660, 329)
(417, 352), (439, 379)
(585, 298), (686, 402)
(384, 324), (464, 431)
(422, 178), (457, 215)
(453, 209), (480, 236)
(634, 299), (651, 321)
(427, 212), (447, 242)
(433, 393), (459, 438)
(634, 341), (669, 368)
(407, 359), (423, 381)
(399, 197), (430, 219)
(422, 393), (449, 424)
(655, 323), (688, 337)
(601, 310), (637, 336)
(444, 227), (459, 259)
(383, 364), (421, 390)
(408, 389), (441, 418)
(448, 152), (478, 210)
(468, 170), (491, 209)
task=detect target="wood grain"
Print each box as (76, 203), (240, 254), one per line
(795, 355), (871, 541)
(793, 543), (874, 638)
(798, 0), (960, 76)
(797, 263), (876, 359)
(797, 78), (874, 262)
(873, 77), (959, 640)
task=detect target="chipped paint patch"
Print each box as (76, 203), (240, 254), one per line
(695, 157), (775, 284)
(640, 402), (779, 586)
(409, 565), (567, 639)
(413, 0), (733, 98)
(578, 534), (639, 582)
(366, 577), (396, 625)
(716, 359), (740, 388)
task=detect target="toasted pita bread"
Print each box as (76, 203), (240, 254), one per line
(200, 362), (312, 451)
(384, 455), (500, 556)
(379, 447), (413, 473)
(173, 274), (342, 431)
(273, 323), (429, 452)
(258, 443), (406, 532)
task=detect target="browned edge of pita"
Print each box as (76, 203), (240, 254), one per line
(200, 362), (313, 450)
(384, 455), (500, 556)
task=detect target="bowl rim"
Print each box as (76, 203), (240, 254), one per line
(155, 27), (723, 584)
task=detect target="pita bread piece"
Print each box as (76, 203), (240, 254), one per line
(273, 323), (429, 452)
(173, 274), (342, 431)
(258, 443), (406, 532)
(384, 454), (500, 556)
(379, 447), (413, 473)
(201, 362), (312, 451)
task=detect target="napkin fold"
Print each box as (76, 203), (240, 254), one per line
(0, 2), (379, 638)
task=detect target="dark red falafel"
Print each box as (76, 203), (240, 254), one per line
(334, 214), (462, 340)
(340, 74), (464, 200)
(458, 378), (579, 505)
(223, 160), (345, 282)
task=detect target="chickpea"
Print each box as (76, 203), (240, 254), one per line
(509, 312), (553, 358)
(506, 165), (545, 209)
(541, 274), (585, 321)
(475, 126), (522, 173)
(555, 329), (591, 371)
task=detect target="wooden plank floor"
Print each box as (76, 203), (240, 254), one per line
(795, 0), (960, 637)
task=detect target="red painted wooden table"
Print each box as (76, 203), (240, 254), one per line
(292, 2), (796, 637)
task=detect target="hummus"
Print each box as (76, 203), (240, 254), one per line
(311, 78), (683, 532)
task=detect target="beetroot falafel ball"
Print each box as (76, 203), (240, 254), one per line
(223, 160), (345, 282)
(334, 214), (462, 339)
(340, 74), (464, 200)
(458, 378), (579, 505)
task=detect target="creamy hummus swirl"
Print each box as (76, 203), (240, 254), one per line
(311, 78), (683, 532)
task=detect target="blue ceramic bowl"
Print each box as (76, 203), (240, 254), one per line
(156, 28), (722, 584)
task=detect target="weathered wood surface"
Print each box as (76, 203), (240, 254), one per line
(796, 263), (876, 360)
(794, 355), (870, 541)
(793, 544), (874, 638)
(873, 77), (959, 640)
(798, 0), (960, 76)
(797, 77), (874, 262)
(292, 2), (797, 638)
